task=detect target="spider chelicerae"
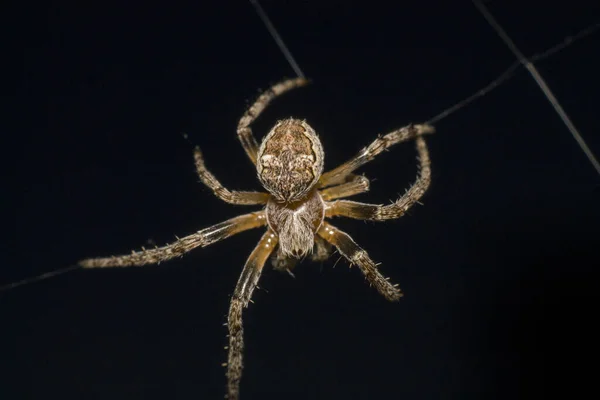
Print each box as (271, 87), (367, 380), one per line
(78, 77), (435, 399)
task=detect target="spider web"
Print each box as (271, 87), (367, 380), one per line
(3, 3), (599, 399)
(251, 0), (600, 174)
(0, 0), (598, 292)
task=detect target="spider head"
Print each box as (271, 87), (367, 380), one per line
(257, 118), (324, 202)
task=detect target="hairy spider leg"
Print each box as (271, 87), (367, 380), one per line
(194, 146), (269, 205)
(79, 211), (267, 268)
(325, 136), (431, 221)
(317, 221), (402, 301)
(318, 124), (434, 188)
(237, 77), (310, 165)
(319, 174), (370, 201)
(226, 229), (277, 400)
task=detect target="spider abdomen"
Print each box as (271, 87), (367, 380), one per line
(256, 118), (324, 202)
(266, 190), (325, 258)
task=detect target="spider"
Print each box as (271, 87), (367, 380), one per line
(77, 77), (435, 399)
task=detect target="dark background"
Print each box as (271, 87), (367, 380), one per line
(4, 1), (599, 399)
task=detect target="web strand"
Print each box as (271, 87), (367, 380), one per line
(426, 19), (599, 125)
(530, 22), (600, 63)
(0, 264), (81, 293)
(251, 1), (599, 164)
(426, 60), (521, 125)
(249, 0), (305, 79)
(473, 0), (600, 176)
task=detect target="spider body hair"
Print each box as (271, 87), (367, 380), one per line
(266, 188), (325, 259)
(259, 118), (326, 259)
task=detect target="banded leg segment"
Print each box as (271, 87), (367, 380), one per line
(318, 222), (402, 301)
(237, 77), (310, 164)
(318, 123), (434, 188)
(194, 146), (269, 205)
(319, 174), (370, 201)
(79, 211), (267, 268)
(326, 136), (431, 221)
(227, 230), (277, 400)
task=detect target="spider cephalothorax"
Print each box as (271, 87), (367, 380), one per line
(266, 188), (324, 258)
(77, 77), (435, 400)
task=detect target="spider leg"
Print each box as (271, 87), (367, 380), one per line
(79, 211), (267, 268)
(318, 123), (434, 188)
(319, 174), (370, 201)
(194, 146), (269, 205)
(227, 229), (277, 400)
(237, 77), (310, 165)
(317, 222), (402, 301)
(325, 136), (431, 221)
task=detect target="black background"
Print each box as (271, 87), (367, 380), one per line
(4, 1), (600, 399)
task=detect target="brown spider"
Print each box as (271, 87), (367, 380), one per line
(78, 77), (435, 399)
